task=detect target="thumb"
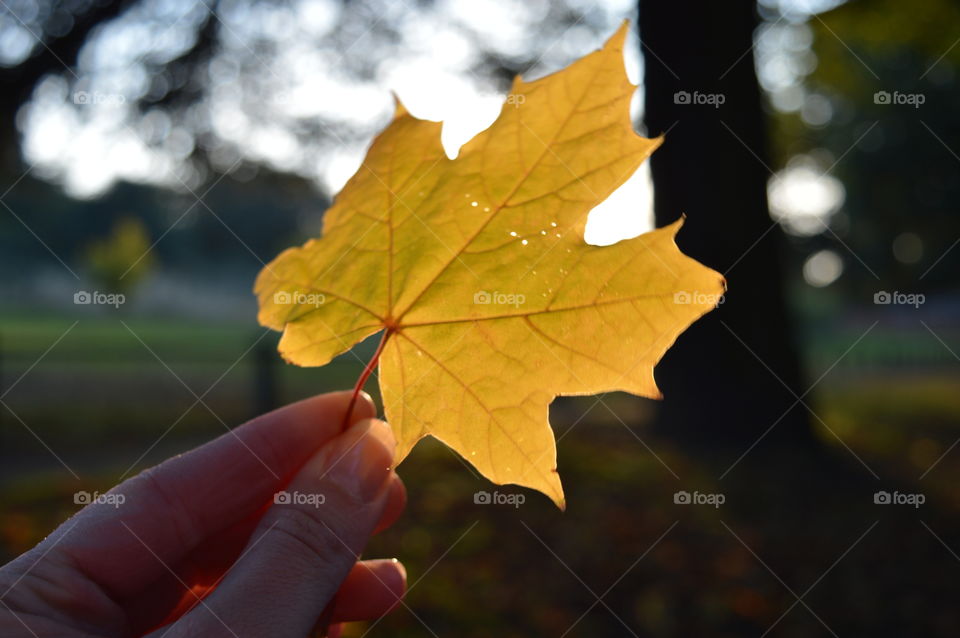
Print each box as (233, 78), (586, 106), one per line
(162, 418), (397, 638)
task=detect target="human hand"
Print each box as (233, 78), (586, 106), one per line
(0, 391), (406, 637)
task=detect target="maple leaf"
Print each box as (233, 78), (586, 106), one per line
(255, 23), (725, 508)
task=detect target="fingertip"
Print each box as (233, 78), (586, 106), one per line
(348, 418), (396, 460)
(368, 557), (406, 595)
(374, 474), (407, 534)
(357, 391), (377, 419)
(341, 391), (378, 427)
(330, 559), (407, 622)
(381, 558), (406, 599)
(264, 391), (359, 432)
(390, 557), (407, 587)
(290, 390), (376, 432)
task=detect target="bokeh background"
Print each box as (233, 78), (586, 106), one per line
(2, 0), (959, 635)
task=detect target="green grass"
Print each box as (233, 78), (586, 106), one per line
(0, 312), (378, 463)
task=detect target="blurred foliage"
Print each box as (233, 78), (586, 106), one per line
(0, 0), (614, 193)
(0, 168), (326, 287)
(0, 0), (618, 294)
(770, 0), (960, 298)
(814, 0), (960, 80)
(84, 216), (153, 297)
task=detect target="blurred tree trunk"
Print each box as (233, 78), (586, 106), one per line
(640, 0), (815, 449)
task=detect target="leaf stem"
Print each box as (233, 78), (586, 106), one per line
(341, 327), (392, 431)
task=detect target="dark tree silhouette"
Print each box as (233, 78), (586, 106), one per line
(640, 0), (814, 449)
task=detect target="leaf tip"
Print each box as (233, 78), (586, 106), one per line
(605, 19), (630, 53)
(390, 92), (409, 120)
(665, 214), (687, 236)
(547, 468), (566, 510)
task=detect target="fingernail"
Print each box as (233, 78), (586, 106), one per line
(330, 420), (395, 501)
(344, 391), (376, 431)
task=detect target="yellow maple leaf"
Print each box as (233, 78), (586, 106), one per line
(255, 23), (724, 508)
